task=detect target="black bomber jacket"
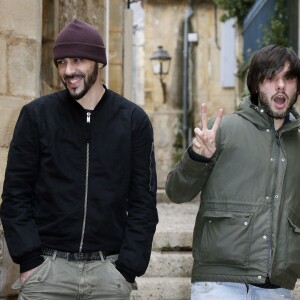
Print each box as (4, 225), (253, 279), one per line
(1, 87), (158, 283)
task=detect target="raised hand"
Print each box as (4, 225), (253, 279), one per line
(192, 103), (224, 158)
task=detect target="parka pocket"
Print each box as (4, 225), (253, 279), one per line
(285, 213), (300, 276)
(197, 210), (254, 267)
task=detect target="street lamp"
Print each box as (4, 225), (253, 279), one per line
(150, 46), (171, 103)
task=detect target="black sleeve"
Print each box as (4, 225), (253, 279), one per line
(187, 146), (213, 163)
(0, 105), (44, 272)
(115, 106), (158, 283)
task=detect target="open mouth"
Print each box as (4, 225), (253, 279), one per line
(273, 94), (287, 108)
(65, 75), (84, 89)
(274, 96), (285, 104)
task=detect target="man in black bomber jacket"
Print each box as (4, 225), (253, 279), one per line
(0, 19), (158, 300)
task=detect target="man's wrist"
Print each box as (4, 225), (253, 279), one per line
(188, 146), (212, 163)
(20, 251), (44, 273)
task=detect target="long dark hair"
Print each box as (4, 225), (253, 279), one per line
(247, 45), (300, 105)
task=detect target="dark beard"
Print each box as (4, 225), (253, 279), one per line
(259, 91), (298, 119)
(64, 63), (99, 100)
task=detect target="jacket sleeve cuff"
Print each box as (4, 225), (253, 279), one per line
(19, 250), (44, 273)
(187, 146), (213, 163)
(115, 264), (136, 283)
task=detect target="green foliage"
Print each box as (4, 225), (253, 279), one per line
(259, 0), (289, 47)
(236, 58), (250, 80)
(214, 0), (290, 47)
(236, 0), (290, 89)
(213, 0), (255, 24)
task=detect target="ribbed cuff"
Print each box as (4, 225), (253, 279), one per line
(115, 265), (136, 283)
(187, 146), (213, 163)
(19, 251), (44, 273)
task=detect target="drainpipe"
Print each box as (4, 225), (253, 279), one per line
(105, 0), (110, 87)
(182, 0), (193, 150)
(214, 3), (221, 50)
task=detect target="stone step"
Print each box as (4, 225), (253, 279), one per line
(130, 277), (191, 300)
(156, 188), (200, 203)
(131, 278), (300, 300)
(293, 280), (300, 299)
(153, 202), (198, 249)
(156, 188), (171, 203)
(144, 251), (193, 277)
(152, 229), (193, 250)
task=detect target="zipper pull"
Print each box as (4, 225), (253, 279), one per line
(87, 112), (91, 124)
(86, 112), (91, 142)
(275, 131), (280, 146)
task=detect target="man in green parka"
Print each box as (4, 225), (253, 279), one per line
(165, 45), (300, 299)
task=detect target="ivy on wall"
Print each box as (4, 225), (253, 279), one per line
(259, 0), (289, 47)
(212, 0), (255, 24)
(214, 0), (291, 85)
(213, 0), (289, 47)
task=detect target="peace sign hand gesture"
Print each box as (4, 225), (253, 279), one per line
(192, 103), (224, 159)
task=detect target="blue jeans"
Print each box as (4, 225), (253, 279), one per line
(191, 282), (292, 300)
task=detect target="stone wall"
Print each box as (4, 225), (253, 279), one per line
(0, 0), (42, 199)
(0, 0), (43, 296)
(109, 0), (125, 94)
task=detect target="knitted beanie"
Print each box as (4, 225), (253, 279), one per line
(53, 19), (107, 66)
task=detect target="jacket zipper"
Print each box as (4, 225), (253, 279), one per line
(79, 111), (91, 253)
(267, 130), (280, 276)
(149, 142), (154, 191)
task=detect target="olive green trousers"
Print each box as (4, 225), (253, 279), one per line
(14, 254), (133, 300)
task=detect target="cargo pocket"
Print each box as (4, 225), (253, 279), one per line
(285, 213), (300, 276)
(197, 210), (254, 267)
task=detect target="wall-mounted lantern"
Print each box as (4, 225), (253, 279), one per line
(150, 46), (171, 103)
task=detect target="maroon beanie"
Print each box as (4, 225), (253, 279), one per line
(53, 19), (107, 67)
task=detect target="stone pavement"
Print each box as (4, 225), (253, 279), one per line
(130, 190), (300, 300)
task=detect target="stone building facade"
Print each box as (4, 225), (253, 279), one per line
(0, 0), (44, 292)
